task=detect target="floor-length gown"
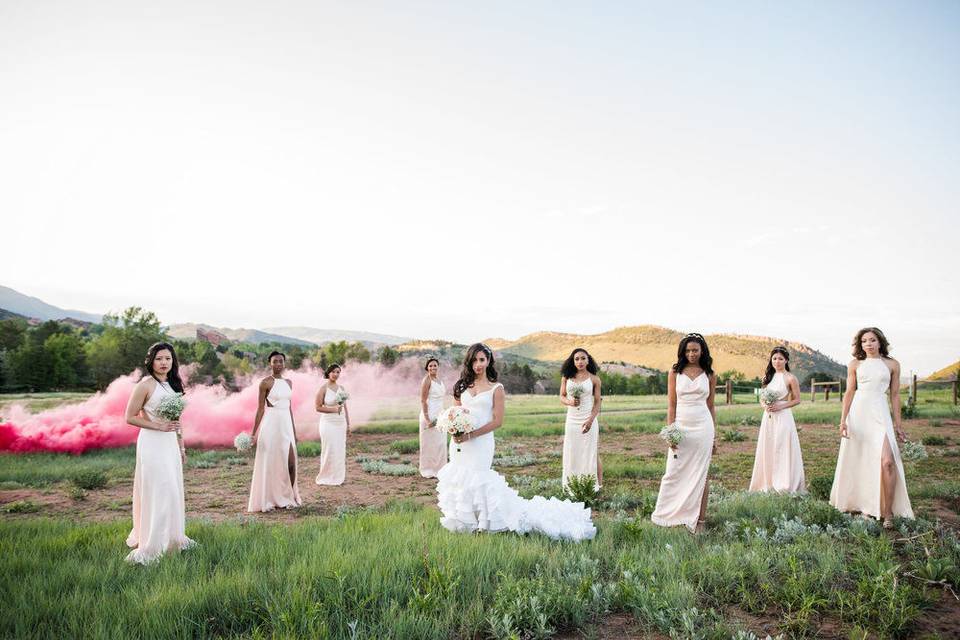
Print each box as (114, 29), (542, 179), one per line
(315, 386), (348, 486)
(248, 378), (302, 512)
(126, 381), (196, 564)
(830, 358), (913, 519)
(749, 372), (806, 493)
(436, 383), (596, 541)
(419, 378), (448, 478)
(562, 377), (600, 490)
(651, 372), (715, 531)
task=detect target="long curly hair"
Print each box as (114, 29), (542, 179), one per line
(672, 333), (714, 376)
(453, 343), (498, 400)
(144, 342), (184, 393)
(852, 327), (891, 360)
(561, 348), (598, 379)
(762, 346), (790, 387)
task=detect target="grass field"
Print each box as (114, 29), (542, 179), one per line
(2, 393), (960, 639)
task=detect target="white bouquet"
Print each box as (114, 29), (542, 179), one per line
(435, 406), (477, 452)
(567, 381), (586, 402)
(156, 392), (186, 443)
(900, 440), (928, 462)
(334, 389), (350, 405)
(759, 387), (780, 408)
(234, 432), (253, 452)
(659, 423), (683, 459)
(156, 393), (186, 422)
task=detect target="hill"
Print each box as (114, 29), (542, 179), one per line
(486, 325), (845, 382)
(265, 327), (409, 347)
(166, 323), (315, 347)
(0, 286), (102, 324)
(927, 359), (960, 381)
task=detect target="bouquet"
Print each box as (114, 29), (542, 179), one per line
(435, 406), (476, 452)
(759, 387), (780, 408)
(334, 389), (350, 406)
(234, 432), (253, 452)
(156, 393), (186, 422)
(567, 381), (586, 403)
(156, 392), (185, 440)
(659, 423), (683, 459)
(900, 440), (928, 462)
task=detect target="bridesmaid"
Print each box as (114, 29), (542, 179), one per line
(749, 347), (806, 493)
(559, 347), (603, 490)
(315, 363), (351, 485)
(123, 342), (195, 564)
(652, 333), (717, 533)
(248, 351), (302, 512)
(830, 327), (913, 528)
(418, 357), (448, 478)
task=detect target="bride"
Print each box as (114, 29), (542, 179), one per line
(435, 343), (596, 541)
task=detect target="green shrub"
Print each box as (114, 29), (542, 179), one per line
(563, 474), (599, 507)
(922, 435), (948, 446)
(71, 470), (108, 490)
(361, 460), (417, 476)
(68, 486), (87, 501)
(493, 454), (537, 467)
(808, 476), (833, 501)
(2, 500), (40, 514)
(721, 429), (747, 443)
(388, 438), (419, 455)
(297, 441), (322, 457)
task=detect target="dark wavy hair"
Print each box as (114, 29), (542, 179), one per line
(144, 342), (184, 393)
(324, 363), (342, 378)
(424, 356), (440, 371)
(561, 348), (598, 379)
(762, 346), (790, 387)
(268, 351), (286, 363)
(453, 343), (498, 400)
(852, 327), (891, 360)
(672, 333), (714, 376)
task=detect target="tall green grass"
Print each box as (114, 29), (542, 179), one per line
(0, 493), (946, 639)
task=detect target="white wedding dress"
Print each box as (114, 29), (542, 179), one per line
(435, 383), (596, 541)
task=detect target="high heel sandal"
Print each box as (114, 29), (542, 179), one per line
(882, 517), (894, 530)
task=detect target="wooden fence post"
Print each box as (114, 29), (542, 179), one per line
(726, 379), (733, 405)
(953, 379), (958, 406)
(810, 382), (815, 403)
(911, 374), (918, 405)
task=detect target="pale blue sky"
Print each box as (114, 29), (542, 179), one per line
(1, 1), (958, 373)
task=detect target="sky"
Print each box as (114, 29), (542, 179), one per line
(1, 1), (958, 375)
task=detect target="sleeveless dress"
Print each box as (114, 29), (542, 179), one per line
(749, 372), (806, 493)
(651, 372), (715, 531)
(248, 378), (302, 512)
(562, 377), (600, 490)
(419, 378), (448, 478)
(315, 386), (348, 486)
(435, 383), (596, 541)
(125, 381), (195, 564)
(830, 358), (913, 519)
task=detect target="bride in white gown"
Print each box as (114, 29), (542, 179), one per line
(436, 343), (596, 541)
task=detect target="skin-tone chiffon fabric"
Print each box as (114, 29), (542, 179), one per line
(248, 379), (302, 512)
(749, 372), (806, 494)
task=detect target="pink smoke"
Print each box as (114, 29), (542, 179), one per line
(0, 358), (455, 454)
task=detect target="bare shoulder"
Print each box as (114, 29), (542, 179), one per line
(137, 376), (158, 392)
(591, 373), (602, 385)
(847, 359), (860, 370)
(785, 372), (799, 384)
(259, 376), (274, 389)
(884, 357), (900, 371)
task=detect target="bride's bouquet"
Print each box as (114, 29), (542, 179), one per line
(435, 406), (476, 452)
(234, 432), (253, 452)
(156, 392), (186, 441)
(659, 423), (682, 459)
(759, 387), (780, 409)
(567, 381), (586, 404)
(334, 389), (350, 406)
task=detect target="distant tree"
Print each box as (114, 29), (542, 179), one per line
(376, 345), (401, 367)
(44, 331), (88, 388)
(85, 307), (165, 388)
(0, 318), (28, 351)
(718, 370), (746, 383)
